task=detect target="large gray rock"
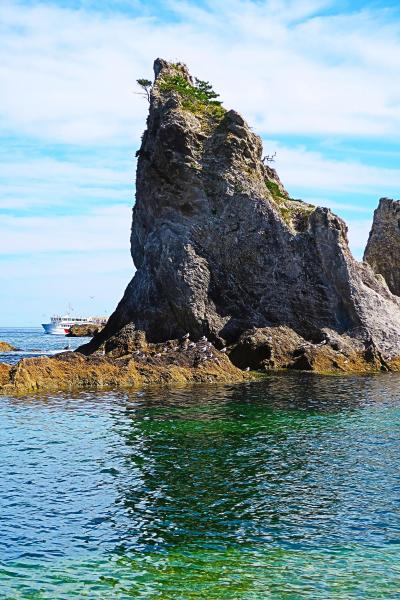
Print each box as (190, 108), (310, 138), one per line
(364, 198), (400, 297)
(78, 59), (400, 361)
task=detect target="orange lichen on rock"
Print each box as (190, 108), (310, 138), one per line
(0, 341), (17, 352)
(0, 363), (11, 386)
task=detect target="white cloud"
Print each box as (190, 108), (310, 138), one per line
(1, 0), (400, 324)
(0, 155), (134, 209)
(1, 0), (400, 143)
(270, 142), (400, 195)
(0, 157), (131, 184)
(303, 198), (372, 214)
(0, 204), (132, 253)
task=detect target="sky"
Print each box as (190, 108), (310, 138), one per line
(1, 0), (400, 326)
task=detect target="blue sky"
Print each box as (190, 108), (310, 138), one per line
(1, 0), (400, 325)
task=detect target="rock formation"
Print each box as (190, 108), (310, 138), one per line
(67, 324), (103, 337)
(0, 333), (248, 395)
(0, 341), (17, 352)
(76, 58), (400, 373)
(364, 198), (400, 297)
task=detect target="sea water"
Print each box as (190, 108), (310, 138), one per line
(0, 327), (85, 365)
(1, 329), (400, 598)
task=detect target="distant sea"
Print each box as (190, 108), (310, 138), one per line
(0, 327), (85, 365)
(1, 329), (400, 597)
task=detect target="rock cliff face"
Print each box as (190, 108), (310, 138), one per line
(78, 59), (400, 365)
(364, 198), (400, 297)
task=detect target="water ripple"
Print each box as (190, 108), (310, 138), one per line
(1, 369), (400, 596)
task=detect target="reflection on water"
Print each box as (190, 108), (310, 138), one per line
(1, 375), (400, 597)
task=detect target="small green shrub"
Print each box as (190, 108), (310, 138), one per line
(265, 179), (286, 201)
(136, 78), (152, 102)
(265, 179), (292, 223)
(159, 73), (225, 120)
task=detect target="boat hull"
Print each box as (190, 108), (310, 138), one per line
(42, 323), (70, 335)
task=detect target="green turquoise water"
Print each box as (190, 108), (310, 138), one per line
(1, 374), (400, 598)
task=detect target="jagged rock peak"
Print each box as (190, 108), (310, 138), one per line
(77, 59), (400, 365)
(364, 197), (400, 296)
(153, 58), (192, 82)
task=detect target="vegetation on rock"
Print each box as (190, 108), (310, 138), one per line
(158, 72), (225, 120)
(265, 179), (288, 202)
(136, 78), (152, 102)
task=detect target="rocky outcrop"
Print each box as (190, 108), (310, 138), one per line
(229, 326), (400, 373)
(104, 324), (148, 357)
(77, 58), (400, 372)
(0, 363), (11, 385)
(364, 198), (400, 296)
(0, 332), (249, 395)
(67, 324), (103, 337)
(0, 341), (17, 352)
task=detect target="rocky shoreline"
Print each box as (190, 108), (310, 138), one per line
(2, 322), (400, 395)
(2, 58), (400, 395)
(0, 331), (249, 394)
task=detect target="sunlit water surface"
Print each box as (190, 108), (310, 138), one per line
(0, 327), (85, 365)
(1, 330), (400, 597)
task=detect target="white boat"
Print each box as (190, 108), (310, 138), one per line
(42, 315), (107, 335)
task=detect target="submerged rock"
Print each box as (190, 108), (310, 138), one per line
(77, 58), (400, 372)
(364, 198), (400, 297)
